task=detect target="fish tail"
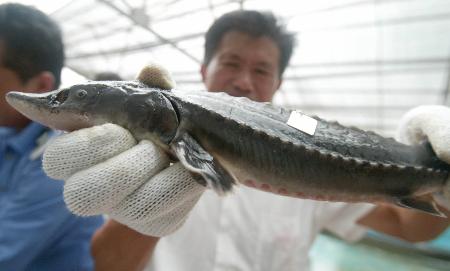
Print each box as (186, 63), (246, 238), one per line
(396, 196), (445, 217)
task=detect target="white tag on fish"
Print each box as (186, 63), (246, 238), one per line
(287, 110), (317, 136)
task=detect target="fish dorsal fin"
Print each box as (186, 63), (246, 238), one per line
(137, 63), (176, 90)
(171, 133), (236, 195)
(396, 197), (445, 217)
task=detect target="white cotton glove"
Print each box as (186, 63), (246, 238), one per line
(43, 123), (206, 236)
(396, 105), (450, 209)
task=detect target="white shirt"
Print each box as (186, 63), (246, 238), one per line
(147, 186), (374, 271)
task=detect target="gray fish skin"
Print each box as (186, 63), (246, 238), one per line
(166, 90), (450, 203)
(6, 81), (178, 152)
(6, 81), (450, 214)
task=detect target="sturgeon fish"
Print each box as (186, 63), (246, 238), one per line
(6, 66), (450, 216)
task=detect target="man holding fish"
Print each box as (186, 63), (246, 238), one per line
(5, 8), (450, 271)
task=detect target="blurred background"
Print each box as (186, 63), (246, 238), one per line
(3, 0), (450, 270)
(4, 0), (450, 137)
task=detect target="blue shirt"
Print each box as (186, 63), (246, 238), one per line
(0, 122), (104, 271)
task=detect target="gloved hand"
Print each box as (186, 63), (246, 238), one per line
(396, 105), (450, 209)
(43, 123), (205, 237)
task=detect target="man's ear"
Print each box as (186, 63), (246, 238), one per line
(24, 71), (55, 93)
(200, 64), (207, 83)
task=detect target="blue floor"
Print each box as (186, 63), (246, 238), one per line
(310, 228), (450, 271)
(429, 228), (450, 252)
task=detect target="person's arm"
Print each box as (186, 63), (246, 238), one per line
(0, 158), (100, 270)
(358, 204), (450, 242)
(91, 220), (159, 271)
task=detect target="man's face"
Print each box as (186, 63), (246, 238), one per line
(0, 43), (51, 129)
(0, 63), (30, 128)
(201, 31), (282, 102)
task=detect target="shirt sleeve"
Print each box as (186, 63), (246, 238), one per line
(317, 201), (376, 242)
(0, 155), (102, 270)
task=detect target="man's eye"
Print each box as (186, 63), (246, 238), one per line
(224, 62), (239, 68)
(256, 69), (267, 75)
(255, 68), (270, 76)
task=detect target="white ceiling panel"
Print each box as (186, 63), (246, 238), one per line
(3, 0), (449, 136)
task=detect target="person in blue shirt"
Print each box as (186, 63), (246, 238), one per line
(0, 3), (103, 270)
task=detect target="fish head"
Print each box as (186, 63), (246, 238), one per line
(121, 87), (179, 145)
(5, 81), (130, 131)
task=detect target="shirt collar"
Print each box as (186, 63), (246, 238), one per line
(2, 122), (49, 155)
(0, 126), (16, 141)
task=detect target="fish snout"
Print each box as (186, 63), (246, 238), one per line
(5, 91), (53, 124)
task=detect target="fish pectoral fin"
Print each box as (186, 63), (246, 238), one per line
(171, 133), (236, 195)
(396, 197), (446, 217)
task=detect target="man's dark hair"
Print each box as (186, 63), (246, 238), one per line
(204, 10), (295, 77)
(94, 71), (123, 81)
(0, 3), (64, 87)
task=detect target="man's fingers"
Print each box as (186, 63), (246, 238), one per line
(43, 123), (136, 180)
(109, 163), (205, 236)
(64, 141), (170, 216)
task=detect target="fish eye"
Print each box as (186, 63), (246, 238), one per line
(76, 89), (87, 99)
